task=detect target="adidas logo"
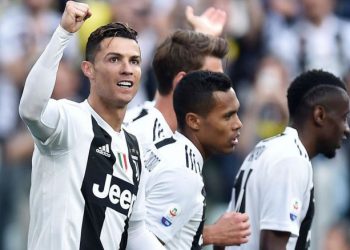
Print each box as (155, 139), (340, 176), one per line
(96, 144), (111, 158)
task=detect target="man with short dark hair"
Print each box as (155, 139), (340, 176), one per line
(223, 69), (350, 250)
(142, 70), (245, 248)
(19, 1), (163, 249)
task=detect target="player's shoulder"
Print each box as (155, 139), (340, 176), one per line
(124, 102), (173, 144)
(124, 101), (156, 126)
(56, 98), (86, 111)
(148, 136), (184, 167)
(124, 105), (164, 136)
(159, 132), (202, 166)
(142, 135), (179, 173)
(257, 127), (308, 160)
(153, 136), (179, 157)
(145, 134), (203, 183)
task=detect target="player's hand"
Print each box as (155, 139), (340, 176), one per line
(206, 212), (250, 246)
(60, 1), (92, 33)
(185, 6), (226, 37)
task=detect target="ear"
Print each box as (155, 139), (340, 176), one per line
(185, 112), (201, 131)
(313, 105), (327, 126)
(81, 61), (95, 80)
(172, 71), (187, 90)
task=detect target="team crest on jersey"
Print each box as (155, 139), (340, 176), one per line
(289, 198), (301, 221)
(161, 204), (181, 227)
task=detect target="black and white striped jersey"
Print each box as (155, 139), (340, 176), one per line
(226, 127), (314, 250)
(144, 132), (206, 250)
(125, 105), (206, 248)
(19, 25), (148, 250)
(28, 100), (143, 250)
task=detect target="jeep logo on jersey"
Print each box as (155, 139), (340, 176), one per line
(92, 174), (137, 216)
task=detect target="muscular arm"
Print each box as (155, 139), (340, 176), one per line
(260, 230), (290, 250)
(204, 212), (250, 246)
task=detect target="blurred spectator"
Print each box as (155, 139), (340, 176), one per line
(77, 0), (112, 54)
(335, 0), (350, 18)
(263, 0), (300, 57)
(236, 56), (289, 157)
(0, 0), (80, 249)
(0, 76), (18, 142)
(323, 219), (350, 250)
(312, 147), (350, 250)
(0, 0), (80, 86)
(266, 0), (350, 79)
(195, 0), (265, 94)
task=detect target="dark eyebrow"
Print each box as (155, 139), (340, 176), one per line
(222, 109), (236, 118)
(130, 55), (142, 62)
(225, 102), (240, 117)
(105, 52), (121, 58)
(105, 52), (141, 60)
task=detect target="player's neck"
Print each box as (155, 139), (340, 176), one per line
(155, 95), (177, 132)
(87, 97), (126, 132)
(181, 128), (207, 160)
(290, 123), (315, 159)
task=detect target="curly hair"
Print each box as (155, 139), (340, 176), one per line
(287, 69), (347, 122)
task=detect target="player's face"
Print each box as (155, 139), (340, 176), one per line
(318, 90), (350, 158)
(198, 88), (242, 156)
(201, 56), (223, 73)
(89, 37), (141, 108)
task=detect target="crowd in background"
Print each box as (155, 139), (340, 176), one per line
(0, 0), (350, 249)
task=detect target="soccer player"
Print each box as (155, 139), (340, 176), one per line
(140, 70), (245, 248)
(223, 69), (350, 250)
(125, 29), (250, 247)
(19, 1), (163, 249)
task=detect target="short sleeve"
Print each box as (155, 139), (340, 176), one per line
(145, 165), (203, 243)
(260, 156), (311, 236)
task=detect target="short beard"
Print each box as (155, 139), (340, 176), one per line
(322, 150), (336, 159)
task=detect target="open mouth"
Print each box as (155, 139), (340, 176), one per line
(232, 134), (240, 145)
(117, 81), (133, 88)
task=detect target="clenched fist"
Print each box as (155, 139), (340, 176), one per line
(60, 1), (92, 33)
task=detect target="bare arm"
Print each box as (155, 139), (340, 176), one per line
(204, 212), (250, 246)
(260, 230), (290, 250)
(185, 6), (227, 37)
(18, 1), (91, 142)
